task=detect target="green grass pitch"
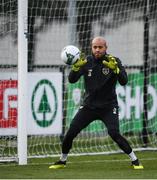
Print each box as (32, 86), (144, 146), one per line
(0, 151), (157, 179)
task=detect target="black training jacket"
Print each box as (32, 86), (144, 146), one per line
(68, 54), (128, 109)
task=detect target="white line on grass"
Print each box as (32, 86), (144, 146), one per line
(0, 157), (157, 167)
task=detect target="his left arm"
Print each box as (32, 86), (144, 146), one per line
(103, 55), (128, 85)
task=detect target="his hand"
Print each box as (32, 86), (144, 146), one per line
(72, 53), (87, 72)
(103, 55), (120, 74)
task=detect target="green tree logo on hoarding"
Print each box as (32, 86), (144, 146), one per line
(31, 79), (58, 127)
(37, 87), (52, 121)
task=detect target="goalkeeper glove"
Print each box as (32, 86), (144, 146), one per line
(103, 55), (120, 74)
(72, 53), (87, 72)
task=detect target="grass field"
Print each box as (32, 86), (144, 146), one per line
(0, 151), (157, 179)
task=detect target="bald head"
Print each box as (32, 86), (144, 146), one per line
(91, 36), (107, 59)
(92, 36), (107, 47)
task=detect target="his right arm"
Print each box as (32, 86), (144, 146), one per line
(68, 70), (82, 83)
(68, 55), (87, 83)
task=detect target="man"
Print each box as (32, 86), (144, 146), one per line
(49, 36), (144, 170)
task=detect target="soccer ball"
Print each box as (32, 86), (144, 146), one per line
(61, 45), (80, 65)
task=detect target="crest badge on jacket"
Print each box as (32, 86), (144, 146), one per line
(102, 67), (109, 75)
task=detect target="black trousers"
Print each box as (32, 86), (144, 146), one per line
(62, 105), (132, 155)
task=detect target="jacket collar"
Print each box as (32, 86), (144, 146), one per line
(92, 53), (108, 63)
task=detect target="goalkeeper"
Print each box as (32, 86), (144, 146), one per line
(49, 36), (144, 170)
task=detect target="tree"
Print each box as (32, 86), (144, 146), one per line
(37, 87), (51, 121)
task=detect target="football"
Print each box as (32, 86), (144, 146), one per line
(61, 45), (80, 65)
